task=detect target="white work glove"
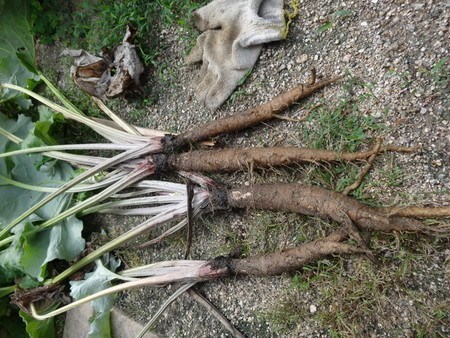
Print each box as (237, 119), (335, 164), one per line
(186, 0), (285, 110)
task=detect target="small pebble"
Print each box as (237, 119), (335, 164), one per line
(296, 53), (309, 63)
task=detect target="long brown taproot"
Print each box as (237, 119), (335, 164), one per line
(166, 145), (413, 173)
(171, 76), (342, 147)
(225, 183), (436, 234)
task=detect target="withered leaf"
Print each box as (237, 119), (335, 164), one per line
(62, 25), (144, 100)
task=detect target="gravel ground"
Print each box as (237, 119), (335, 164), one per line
(38, 0), (449, 337)
(115, 1), (449, 336)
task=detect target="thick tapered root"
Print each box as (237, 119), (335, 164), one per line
(225, 183), (442, 234)
(171, 76), (342, 148)
(229, 238), (364, 276)
(166, 144), (414, 173)
(202, 229), (365, 277)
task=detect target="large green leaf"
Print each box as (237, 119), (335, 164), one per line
(0, 223), (26, 284)
(0, 303), (28, 338)
(21, 215), (85, 281)
(0, 113), (72, 226)
(33, 106), (65, 146)
(0, 0), (39, 109)
(0, 112), (85, 281)
(20, 308), (55, 338)
(70, 255), (121, 338)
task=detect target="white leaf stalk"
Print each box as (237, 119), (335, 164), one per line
(92, 97), (140, 135)
(0, 143), (139, 159)
(2, 79), (223, 332)
(32, 260), (216, 320)
(1, 83), (152, 145)
(0, 143), (157, 242)
(39, 72), (142, 138)
(92, 117), (169, 138)
(0, 125), (22, 144)
(80, 195), (186, 216)
(0, 81), (167, 241)
(0, 171), (128, 194)
(49, 185), (210, 284)
(34, 163), (154, 232)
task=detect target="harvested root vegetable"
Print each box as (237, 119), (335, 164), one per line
(211, 229), (366, 276)
(25, 230), (363, 321)
(165, 143), (414, 173)
(168, 73), (341, 150)
(23, 196), (447, 321)
(224, 183), (441, 234)
(137, 179), (447, 251)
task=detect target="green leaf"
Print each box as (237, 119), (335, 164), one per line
(33, 107), (65, 146)
(332, 10), (353, 17)
(0, 285), (15, 299)
(0, 222), (26, 284)
(0, 0), (39, 109)
(17, 275), (40, 289)
(0, 305), (28, 338)
(0, 297), (9, 316)
(318, 21), (332, 33)
(21, 216), (85, 281)
(0, 113), (85, 281)
(431, 56), (449, 85)
(0, 113), (73, 227)
(16, 47), (39, 74)
(236, 68), (253, 86)
(70, 255), (121, 338)
(432, 56), (448, 72)
(20, 308), (55, 338)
